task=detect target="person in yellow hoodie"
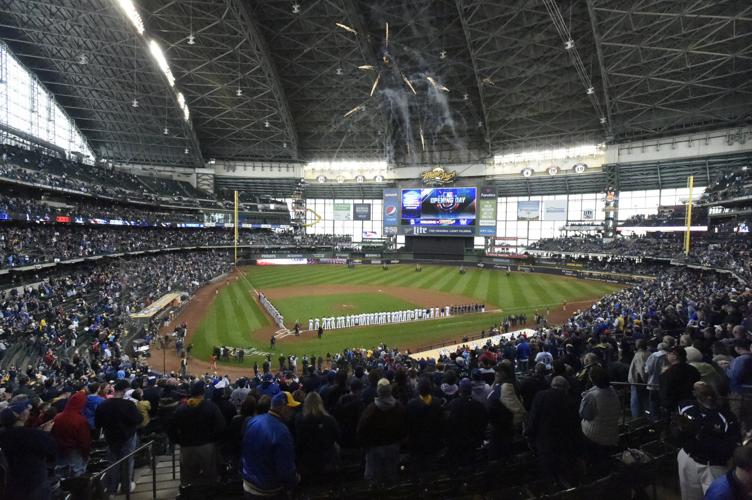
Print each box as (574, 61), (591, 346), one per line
(129, 389), (151, 429)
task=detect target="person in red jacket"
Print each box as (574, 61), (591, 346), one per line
(51, 390), (91, 477)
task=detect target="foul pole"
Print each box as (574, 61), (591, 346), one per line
(684, 176), (694, 256)
(234, 190), (239, 266)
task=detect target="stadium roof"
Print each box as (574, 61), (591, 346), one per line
(2, 0), (751, 168)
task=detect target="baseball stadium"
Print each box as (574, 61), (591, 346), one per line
(0, 1), (751, 500)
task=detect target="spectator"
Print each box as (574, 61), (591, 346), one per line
(444, 378), (488, 468)
(660, 346), (702, 413)
(406, 378), (444, 475)
(580, 365), (621, 464)
(332, 378), (365, 450)
(241, 391), (300, 498)
(705, 444), (752, 500)
(51, 390), (91, 478)
(628, 339), (650, 417)
(0, 399), (57, 500)
(526, 376), (584, 487)
(95, 379), (143, 496)
(673, 382), (739, 500)
(294, 392), (340, 479)
(727, 338), (752, 433)
(357, 379), (407, 486)
(167, 381), (226, 486)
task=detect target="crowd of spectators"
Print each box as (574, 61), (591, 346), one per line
(699, 166), (752, 204)
(0, 224), (355, 269)
(620, 205), (708, 227)
(529, 232), (752, 281)
(0, 261), (750, 499)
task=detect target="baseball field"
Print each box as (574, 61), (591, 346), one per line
(180, 264), (623, 367)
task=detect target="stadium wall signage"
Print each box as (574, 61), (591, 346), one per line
(420, 167), (457, 186)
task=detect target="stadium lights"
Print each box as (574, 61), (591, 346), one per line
(264, 120), (270, 128)
(115, 0), (145, 35)
(131, 98), (139, 108)
(600, 117), (607, 124)
(184, 148), (189, 154)
(564, 39), (575, 50)
(236, 87), (243, 96)
(187, 33), (196, 45)
(292, 2), (301, 14)
(163, 127), (169, 135)
(586, 87), (594, 95)
(148, 40), (175, 87)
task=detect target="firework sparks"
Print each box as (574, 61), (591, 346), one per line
(426, 75), (449, 93)
(343, 104), (365, 118)
(401, 73), (417, 95)
(335, 23), (357, 35)
(370, 73), (381, 97)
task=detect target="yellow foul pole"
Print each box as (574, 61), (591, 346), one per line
(234, 190), (239, 266)
(684, 176), (694, 256)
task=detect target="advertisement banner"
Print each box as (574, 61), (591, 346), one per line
(543, 200), (567, 221)
(517, 200), (540, 221)
(333, 203), (352, 221)
(583, 208), (594, 220)
(353, 203), (371, 221)
(403, 226), (475, 236)
(383, 188), (399, 228)
(363, 230), (378, 239)
(478, 185), (497, 235)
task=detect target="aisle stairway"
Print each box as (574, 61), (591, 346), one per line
(113, 446), (181, 500)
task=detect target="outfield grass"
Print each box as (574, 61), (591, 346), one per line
(273, 292), (418, 324)
(191, 264), (623, 364)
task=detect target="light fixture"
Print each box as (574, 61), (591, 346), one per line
(564, 39), (575, 50)
(148, 40), (176, 87)
(184, 148), (189, 154)
(600, 116), (607, 124)
(115, 0), (145, 34)
(163, 127), (169, 135)
(264, 120), (270, 128)
(131, 98), (139, 108)
(77, 54), (88, 65)
(283, 142), (287, 148)
(292, 1), (301, 14)
(236, 87), (243, 96)
(439, 50), (447, 59)
(187, 33), (195, 45)
(586, 87), (594, 95)
(335, 66), (343, 75)
(463, 93), (469, 101)
(208, 158), (216, 165)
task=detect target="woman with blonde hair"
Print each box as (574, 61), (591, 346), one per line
(295, 391), (341, 480)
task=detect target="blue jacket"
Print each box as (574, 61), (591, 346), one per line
(727, 352), (752, 394)
(241, 413), (297, 493)
(705, 470), (745, 500)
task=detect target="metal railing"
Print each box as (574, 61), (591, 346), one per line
(92, 440), (157, 500)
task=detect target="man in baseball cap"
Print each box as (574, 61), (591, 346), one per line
(241, 392), (300, 497)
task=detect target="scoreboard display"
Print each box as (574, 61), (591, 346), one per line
(401, 187), (476, 230)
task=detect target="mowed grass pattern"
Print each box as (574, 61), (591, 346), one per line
(191, 264), (623, 363)
(274, 293), (418, 324)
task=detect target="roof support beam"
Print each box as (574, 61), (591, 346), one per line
(585, 0), (614, 139)
(225, 0), (299, 160)
(456, 0), (492, 155)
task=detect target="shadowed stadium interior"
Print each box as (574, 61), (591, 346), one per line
(0, 1), (751, 499)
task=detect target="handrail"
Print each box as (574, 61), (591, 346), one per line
(92, 439), (157, 500)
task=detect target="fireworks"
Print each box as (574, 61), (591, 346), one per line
(402, 73), (417, 95)
(370, 73), (381, 97)
(335, 23), (357, 35)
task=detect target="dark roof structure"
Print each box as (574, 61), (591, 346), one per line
(1, 0), (751, 167)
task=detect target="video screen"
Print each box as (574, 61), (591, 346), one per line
(401, 187), (477, 226)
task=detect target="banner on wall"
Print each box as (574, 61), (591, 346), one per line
(353, 203), (371, 221)
(517, 201), (540, 221)
(333, 203), (352, 221)
(583, 209), (594, 220)
(543, 200), (567, 221)
(478, 186), (498, 236)
(363, 230), (378, 238)
(383, 188), (399, 228)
